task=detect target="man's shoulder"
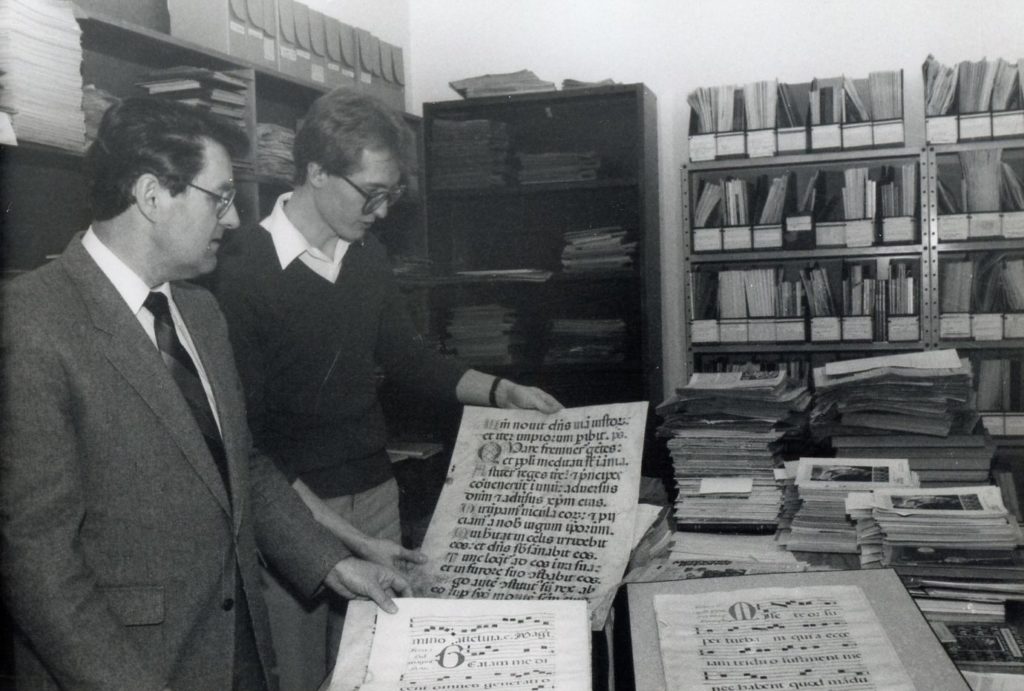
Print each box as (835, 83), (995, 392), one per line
(217, 224), (276, 272)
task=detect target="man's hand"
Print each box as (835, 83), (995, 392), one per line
(357, 536), (428, 572)
(503, 382), (563, 413)
(324, 557), (411, 614)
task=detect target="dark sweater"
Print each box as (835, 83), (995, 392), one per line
(213, 225), (467, 497)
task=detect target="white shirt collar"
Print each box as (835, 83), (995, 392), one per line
(261, 191), (350, 271)
(81, 227), (170, 314)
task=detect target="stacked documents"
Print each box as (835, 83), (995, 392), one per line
(0, 0), (85, 151)
(255, 123), (295, 182)
(560, 226), (636, 273)
(429, 118), (511, 189)
(136, 66), (249, 124)
(444, 304), (520, 366)
(780, 457), (916, 555)
(517, 151), (600, 184)
(448, 69), (556, 99)
(544, 318), (626, 364)
(657, 370), (811, 533)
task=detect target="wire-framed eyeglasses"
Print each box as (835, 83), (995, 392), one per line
(337, 174), (406, 215)
(187, 182), (237, 219)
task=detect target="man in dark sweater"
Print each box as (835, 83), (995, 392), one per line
(213, 88), (562, 691)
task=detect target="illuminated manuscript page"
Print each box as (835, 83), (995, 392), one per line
(653, 585), (916, 691)
(412, 402), (648, 630)
(330, 598), (590, 691)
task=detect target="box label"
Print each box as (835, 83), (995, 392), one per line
(845, 220), (874, 247)
(716, 132), (746, 157)
(753, 225), (783, 249)
(811, 317), (841, 341)
(939, 313), (971, 339)
(230, 20), (246, 35)
(312, 65), (325, 83)
(887, 316), (919, 341)
(747, 130), (776, 158)
(992, 110), (1024, 137)
(723, 227), (752, 250)
(972, 313), (1004, 340)
(873, 120), (904, 145)
(842, 123), (872, 149)
(811, 124), (841, 149)
(937, 214), (969, 240)
(959, 113), (992, 140)
(926, 116), (957, 144)
(882, 217), (915, 243)
(969, 213), (1001, 238)
(689, 134), (716, 162)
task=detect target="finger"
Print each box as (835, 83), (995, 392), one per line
(390, 570), (413, 598)
(400, 548), (429, 564)
(365, 579), (398, 614)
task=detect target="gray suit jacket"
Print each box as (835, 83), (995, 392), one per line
(1, 237), (350, 690)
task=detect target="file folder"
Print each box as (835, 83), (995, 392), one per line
(377, 40), (404, 109)
(276, 0), (302, 79)
(292, 1), (314, 83)
(357, 28), (377, 91)
(338, 21), (360, 86)
(167, 0), (263, 64)
(307, 8), (328, 85)
(322, 17), (345, 88)
(260, 0), (278, 67)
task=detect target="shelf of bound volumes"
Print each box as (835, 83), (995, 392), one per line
(687, 69), (905, 162)
(924, 54), (1024, 145)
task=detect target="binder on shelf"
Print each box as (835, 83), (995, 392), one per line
(777, 82), (809, 153)
(291, 1), (314, 82)
(752, 224), (783, 249)
(844, 219), (875, 247)
(167, 0), (266, 66)
(748, 318), (777, 343)
(968, 212), (1002, 238)
(810, 316), (841, 341)
(693, 227), (722, 252)
(307, 8), (328, 85)
(337, 20), (360, 85)
(719, 319), (749, 343)
(939, 313), (972, 339)
(882, 216), (916, 243)
(958, 111), (993, 140)
(887, 315), (920, 341)
(1004, 313), (1024, 338)
(275, 0), (302, 79)
(938, 213), (970, 240)
(722, 225), (752, 251)
(322, 17), (347, 88)
(776, 317), (806, 342)
(1003, 211), (1024, 238)
(841, 315), (873, 341)
(815, 220), (846, 247)
(377, 40), (405, 110)
(690, 320), (719, 343)
(260, 0), (277, 66)
(356, 28), (378, 91)
(391, 43), (406, 91)
(972, 313), (1004, 340)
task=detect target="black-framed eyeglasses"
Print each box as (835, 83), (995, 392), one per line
(187, 182), (237, 219)
(337, 174), (406, 215)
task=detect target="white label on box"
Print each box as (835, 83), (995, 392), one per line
(969, 213), (1001, 238)
(248, 27), (262, 38)
(786, 215), (813, 232)
(811, 123), (841, 149)
(723, 227), (752, 250)
(280, 45), (297, 61)
(360, 72), (373, 84)
(777, 127), (806, 152)
(972, 313), (1004, 340)
(312, 65), (325, 83)
(297, 49), (311, 60)
(342, 68), (355, 78)
(927, 116), (957, 144)
(982, 414), (1006, 436)
(230, 20), (246, 34)
(938, 214), (969, 240)
(845, 219), (875, 247)
(1005, 414), (1024, 436)
(842, 123), (873, 149)
(328, 62), (341, 72)
(993, 110), (1024, 137)
(887, 316), (919, 341)
(816, 222), (845, 246)
(842, 316), (873, 341)
(747, 130), (776, 158)
(693, 228), (722, 252)
(1004, 313), (1024, 338)
(873, 120), (905, 145)
(776, 319), (805, 342)
(720, 320), (749, 343)
(1001, 211), (1024, 238)
(689, 134), (716, 162)
(753, 225), (783, 248)
(940, 313), (972, 339)
(264, 38), (276, 61)
(959, 113), (992, 139)
(690, 320), (719, 343)
(748, 320), (777, 342)
(882, 217), (915, 243)
(716, 132), (745, 157)
(811, 317), (841, 341)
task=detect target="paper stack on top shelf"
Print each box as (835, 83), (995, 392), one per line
(810, 349), (992, 486)
(560, 226), (636, 273)
(656, 369), (811, 533)
(135, 66), (249, 125)
(0, 0), (85, 152)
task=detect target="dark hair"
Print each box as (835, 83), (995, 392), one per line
(292, 87), (411, 185)
(86, 97), (250, 221)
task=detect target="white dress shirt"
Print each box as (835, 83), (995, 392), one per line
(261, 191), (350, 283)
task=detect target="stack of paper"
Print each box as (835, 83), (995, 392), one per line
(544, 318), (626, 364)
(255, 122), (295, 182)
(923, 55), (959, 117)
(657, 370), (811, 532)
(517, 151), (599, 184)
(448, 69), (556, 99)
(444, 303), (520, 365)
(560, 226), (636, 273)
(82, 84), (119, 148)
(429, 118), (511, 189)
(0, 0), (85, 151)
(136, 66), (249, 125)
(780, 456), (916, 555)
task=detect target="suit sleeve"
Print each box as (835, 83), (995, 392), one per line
(0, 308), (166, 691)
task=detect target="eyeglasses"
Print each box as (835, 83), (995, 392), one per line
(187, 182), (237, 219)
(337, 174), (406, 215)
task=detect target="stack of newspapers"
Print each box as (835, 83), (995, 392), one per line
(779, 456), (917, 555)
(656, 370), (810, 533)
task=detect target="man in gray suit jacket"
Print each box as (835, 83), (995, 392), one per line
(0, 98), (413, 690)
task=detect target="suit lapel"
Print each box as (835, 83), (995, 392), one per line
(60, 239), (233, 518)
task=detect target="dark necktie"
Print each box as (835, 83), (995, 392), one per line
(144, 291), (231, 499)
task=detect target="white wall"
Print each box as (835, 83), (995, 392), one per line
(312, 0), (410, 57)
(403, 0), (1024, 394)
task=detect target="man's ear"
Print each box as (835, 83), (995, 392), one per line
(307, 162), (328, 188)
(132, 173), (165, 223)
